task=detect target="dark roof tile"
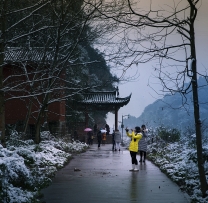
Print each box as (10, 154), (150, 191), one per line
(81, 91), (131, 106)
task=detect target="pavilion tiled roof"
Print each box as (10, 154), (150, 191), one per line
(81, 90), (131, 107)
(4, 47), (55, 62)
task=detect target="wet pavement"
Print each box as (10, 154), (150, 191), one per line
(40, 144), (190, 203)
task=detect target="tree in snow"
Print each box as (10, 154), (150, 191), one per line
(1, 0), (116, 144)
(83, 0), (208, 197)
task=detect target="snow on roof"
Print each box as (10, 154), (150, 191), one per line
(4, 47), (55, 62)
(81, 90), (132, 106)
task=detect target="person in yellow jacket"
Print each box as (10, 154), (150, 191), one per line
(126, 126), (142, 171)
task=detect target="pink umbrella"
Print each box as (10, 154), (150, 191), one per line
(84, 128), (92, 132)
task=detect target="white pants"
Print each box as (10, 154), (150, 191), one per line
(115, 142), (120, 149)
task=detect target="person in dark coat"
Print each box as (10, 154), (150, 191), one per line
(105, 123), (110, 135)
(97, 130), (102, 148)
(87, 131), (93, 145)
(93, 124), (98, 135)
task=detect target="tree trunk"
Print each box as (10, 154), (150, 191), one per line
(0, 65), (5, 147)
(189, 2), (208, 196)
(0, 0), (7, 147)
(35, 120), (41, 144)
(191, 60), (208, 197)
(35, 94), (49, 144)
(23, 100), (33, 134)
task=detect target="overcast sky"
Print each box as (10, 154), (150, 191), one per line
(106, 0), (208, 129)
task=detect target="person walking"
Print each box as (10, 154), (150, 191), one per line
(87, 131), (93, 145)
(114, 130), (121, 151)
(105, 123), (110, 135)
(93, 124), (98, 136)
(91, 134), (94, 145)
(126, 126), (142, 171)
(112, 130), (115, 151)
(139, 124), (148, 163)
(97, 129), (102, 148)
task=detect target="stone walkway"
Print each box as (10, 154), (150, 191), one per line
(40, 144), (190, 203)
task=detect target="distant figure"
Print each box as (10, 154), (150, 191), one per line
(126, 127), (142, 171)
(97, 130), (102, 148)
(93, 124), (98, 135)
(112, 130), (115, 151)
(114, 130), (121, 151)
(105, 123), (110, 135)
(91, 133), (94, 145)
(87, 131), (93, 145)
(139, 124), (148, 162)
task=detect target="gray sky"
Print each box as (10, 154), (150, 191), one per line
(106, 0), (208, 129)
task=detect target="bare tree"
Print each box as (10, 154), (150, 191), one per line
(1, 0), (51, 146)
(1, 0), (116, 145)
(83, 0), (208, 197)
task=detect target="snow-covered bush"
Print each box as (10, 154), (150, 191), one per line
(0, 147), (36, 202)
(156, 126), (180, 143)
(0, 131), (89, 202)
(147, 139), (208, 203)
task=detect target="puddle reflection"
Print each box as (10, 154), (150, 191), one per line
(139, 162), (146, 170)
(130, 173), (138, 202)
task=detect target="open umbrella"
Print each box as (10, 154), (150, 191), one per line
(84, 128), (92, 132)
(101, 129), (107, 133)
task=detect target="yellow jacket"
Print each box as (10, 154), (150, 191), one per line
(126, 131), (142, 152)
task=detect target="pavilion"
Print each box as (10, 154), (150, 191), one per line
(80, 87), (132, 130)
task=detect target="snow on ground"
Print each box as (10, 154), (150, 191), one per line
(0, 131), (88, 203)
(0, 131), (208, 203)
(147, 135), (208, 203)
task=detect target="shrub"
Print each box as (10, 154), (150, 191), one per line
(156, 126), (180, 143)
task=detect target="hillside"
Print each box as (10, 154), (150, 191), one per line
(123, 77), (208, 132)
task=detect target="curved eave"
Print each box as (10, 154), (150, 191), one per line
(81, 93), (132, 107)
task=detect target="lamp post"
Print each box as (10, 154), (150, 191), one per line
(121, 114), (129, 145)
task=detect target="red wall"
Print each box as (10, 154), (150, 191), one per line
(4, 65), (66, 125)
